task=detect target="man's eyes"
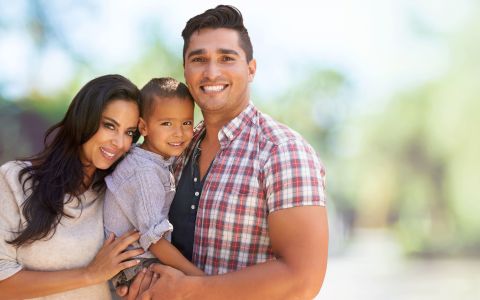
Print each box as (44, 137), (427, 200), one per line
(221, 56), (235, 61)
(160, 122), (172, 126)
(191, 57), (207, 63)
(190, 56), (235, 62)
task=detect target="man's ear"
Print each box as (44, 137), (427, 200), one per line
(248, 58), (257, 82)
(138, 117), (148, 137)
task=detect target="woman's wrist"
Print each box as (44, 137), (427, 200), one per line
(80, 266), (100, 286)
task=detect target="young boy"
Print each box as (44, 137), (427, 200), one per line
(103, 77), (203, 288)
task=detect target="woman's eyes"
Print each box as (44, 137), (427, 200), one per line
(103, 122), (115, 130)
(103, 122), (135, 137)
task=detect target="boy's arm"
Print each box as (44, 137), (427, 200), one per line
(149, 238), (204, 276)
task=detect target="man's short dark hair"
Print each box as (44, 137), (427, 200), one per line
(181, 5), (253, 63)
(140, 77), (193, 119)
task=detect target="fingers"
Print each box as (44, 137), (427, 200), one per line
(139, 268), (154, 294)
(119, 259), (141, 271)
(104, 232), (115, 246)
(127, 268), (146, 300)
(113, 231), (141, 252)
(115, 285), (128, 297)
(151, 273), (159, 287)
(118, 248), (145, 262)
(148, 263), (169, 274)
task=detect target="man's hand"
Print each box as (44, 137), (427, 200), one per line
(116, 268), (158, 300)
(139, 264), (191, 300)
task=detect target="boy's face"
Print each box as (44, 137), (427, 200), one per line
(139, 97), (194, 159)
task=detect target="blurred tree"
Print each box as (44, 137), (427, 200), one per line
(344, 4), (480, 255)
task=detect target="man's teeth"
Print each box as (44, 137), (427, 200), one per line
(203, 85), (225, 92)
(101, 147), (115, 158)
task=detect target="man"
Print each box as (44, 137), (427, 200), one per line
(123, 5), (328, 299)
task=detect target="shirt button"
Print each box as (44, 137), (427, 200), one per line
(191, 205), (196, 210)
(193, 177), (198, 182)
(194, 191), (199, 196)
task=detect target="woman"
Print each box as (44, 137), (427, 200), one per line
(0, 74), (144, 299)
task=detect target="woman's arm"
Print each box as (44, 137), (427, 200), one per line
(0, 231), (143, 299)
(149, 238), (204, 276)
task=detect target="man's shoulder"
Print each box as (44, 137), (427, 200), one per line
(255, 110), (305, 146)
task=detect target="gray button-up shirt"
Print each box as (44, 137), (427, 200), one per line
(104, 145), (175, 258)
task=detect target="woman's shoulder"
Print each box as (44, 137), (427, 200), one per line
(0, 160), (29, 180)
(0, 161), (31, 208)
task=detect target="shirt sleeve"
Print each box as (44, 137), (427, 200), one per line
(106, 169), (173, 251)
(0, 162), (24, 280)
(264, 139), (326, 213)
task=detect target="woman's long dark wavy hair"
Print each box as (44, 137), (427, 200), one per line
(8, 74), (141, 247)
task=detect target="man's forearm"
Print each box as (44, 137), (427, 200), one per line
(183, 258), (325, 300)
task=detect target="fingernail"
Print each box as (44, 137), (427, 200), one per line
(142, 267), (147, 273)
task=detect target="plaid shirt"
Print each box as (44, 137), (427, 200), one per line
(174, 103), (326, 275)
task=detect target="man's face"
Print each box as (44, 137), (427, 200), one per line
(184, 28), (256, 118)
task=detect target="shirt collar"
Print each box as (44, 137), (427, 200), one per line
(218, 102), (256, 146)
(131, 144), (175, 168)
(172, 102), (257, 176)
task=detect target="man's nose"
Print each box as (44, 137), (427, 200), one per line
(203, 61), (221, 80)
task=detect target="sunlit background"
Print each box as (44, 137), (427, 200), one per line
(1, 0), (479, 299)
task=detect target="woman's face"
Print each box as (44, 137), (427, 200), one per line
(80, 99), (139, 178)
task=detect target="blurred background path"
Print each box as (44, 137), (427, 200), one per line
(320, 229), (480, 300)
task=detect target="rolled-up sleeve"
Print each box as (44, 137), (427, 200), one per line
(107, 170), (173, 251)
(0, 163), (23, 280)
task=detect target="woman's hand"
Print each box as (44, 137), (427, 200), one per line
(83, 231), (144, 284)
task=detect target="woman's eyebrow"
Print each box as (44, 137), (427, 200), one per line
(103, 116), (120, 126)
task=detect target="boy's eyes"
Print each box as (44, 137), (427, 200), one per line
(183, 121), (193, 126)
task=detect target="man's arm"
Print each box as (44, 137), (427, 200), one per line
(139, 205), (328, 300)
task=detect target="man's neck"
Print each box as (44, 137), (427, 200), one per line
(201, 101), (249, 139)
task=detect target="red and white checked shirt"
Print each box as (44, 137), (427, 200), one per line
(174, 103), (326, 275)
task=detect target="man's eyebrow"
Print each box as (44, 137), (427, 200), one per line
(187, 48), (240, 58)
(103, 116), (119, 126)
(187, 49), (206, 58)
(218, 48), (239, 56)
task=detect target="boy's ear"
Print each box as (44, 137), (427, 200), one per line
(138, 118), (148, 137)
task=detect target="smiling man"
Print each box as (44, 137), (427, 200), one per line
(123, 5), (328, 299)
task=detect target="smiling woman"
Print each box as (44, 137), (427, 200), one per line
(0, 74), (144, 299)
